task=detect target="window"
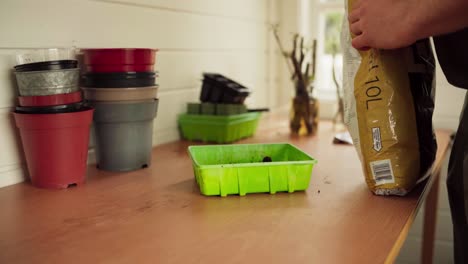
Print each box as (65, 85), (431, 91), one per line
(324, 12), (343, 55)
(311, 0), (345, 101)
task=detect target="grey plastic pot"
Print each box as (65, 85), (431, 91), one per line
(15, 68), (80, 96)
(89, 99), (159, 172)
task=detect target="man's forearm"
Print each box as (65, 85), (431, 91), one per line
(416, 0), (468, 39)
(348, 0), (468, 49)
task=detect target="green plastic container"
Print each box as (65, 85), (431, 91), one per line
(188, 143), (317, 196)
(178, 112), (260, 143)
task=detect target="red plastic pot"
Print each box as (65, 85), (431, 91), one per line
(14, 108), (94, 189)
(83, 64), (154, 73)
(18, 91), (82, 107)
(82, 48), (157, 72)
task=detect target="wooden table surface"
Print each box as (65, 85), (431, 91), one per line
(0, 113), (452, 264)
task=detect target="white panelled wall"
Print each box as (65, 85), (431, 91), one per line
(0, 0), (291, 187)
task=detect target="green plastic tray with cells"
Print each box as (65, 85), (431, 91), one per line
(188, 143), (318, 197)
(178, 112), (260, 143)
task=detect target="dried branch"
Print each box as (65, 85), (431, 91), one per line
(299, 36), (305, 69)
(311, 39), (317, 81)
(332, 49), (344, 125)
(292, 34), (298, 64)
(271, 24), (294, 75)
(290, 53), (307, 96)
(304, 62), (310, 86)
(291, 34), (300, 81)
(270, 25), (317, 98)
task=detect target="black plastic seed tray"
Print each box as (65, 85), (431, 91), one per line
(200, 73), (251, 104)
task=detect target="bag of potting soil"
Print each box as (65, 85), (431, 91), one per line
(341, 0), (437, 195)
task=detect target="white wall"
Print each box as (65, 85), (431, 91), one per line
(0, 0), (286, 187)
(275, 0), (300, 108)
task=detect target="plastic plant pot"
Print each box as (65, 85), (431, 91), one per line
(18, 91), (82, 107)
(207, 76), (229, 103)
(89, 99), (159, 172)
(216, 104), (247, 115)
(83, 64), (155, 73)
(201, 103), (216, 115)
(187, 103), (200, 114)
(200, 73), (223, 102)
(81, 86), (158, 101)
(200, 81), (212, 102)
(14, 60), (78, 72)
(13, 107), (94, 189)
(221, 84), (251, 104)
(82, 48), (157, 73)
(82, 48), (157, 65)
(238, 104), (248, 114)
(200, 73), (251, 104)
(15, 68), (80, 96)
(15, 102), (86, 114)
(208, 86), (224, 103)
(15, 48), (76, 65)
(81, 72), (156, 88)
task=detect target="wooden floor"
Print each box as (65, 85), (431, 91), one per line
(0, 113), (452, 264)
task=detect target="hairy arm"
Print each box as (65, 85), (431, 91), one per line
(348, 0), (468, 50)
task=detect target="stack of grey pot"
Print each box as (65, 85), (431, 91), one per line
(80, 48), (159, 172)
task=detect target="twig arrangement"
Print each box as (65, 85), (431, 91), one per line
(272, 24), (319, 135)
(271, 24), (317, 98)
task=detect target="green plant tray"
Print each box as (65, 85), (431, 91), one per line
(178, 112), (261, 143)
(188, 143), (318, 197)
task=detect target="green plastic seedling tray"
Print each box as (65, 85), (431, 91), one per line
(188, 143), (317, 197)
(178, 112), (260, 143)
